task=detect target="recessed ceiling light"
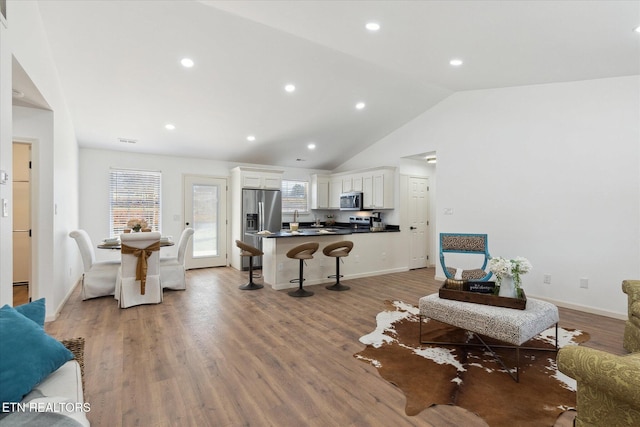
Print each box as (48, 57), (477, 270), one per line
(165, 124), (176, 130)
(355, 102), (366, 110)
(307, 143), (316, 150)
(285, 84), (296, 93)
(365, 22), (380, 32)
(246, 135), (256, 142)
(181, 58), (194, 68)
(449, 59), (463, 67)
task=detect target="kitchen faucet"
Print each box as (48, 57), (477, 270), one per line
(293, 210), (298, 223)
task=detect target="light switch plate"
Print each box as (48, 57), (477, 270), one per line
(0, 170), (7, 184)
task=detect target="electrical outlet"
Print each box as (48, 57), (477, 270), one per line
(543, 274), (551, 284)
(580, 278), (589, 289)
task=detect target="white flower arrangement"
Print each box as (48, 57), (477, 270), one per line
(488, 256), (533, 289)
(126, 218), (148, 232)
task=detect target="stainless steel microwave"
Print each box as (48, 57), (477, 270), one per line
(340, 192), (363, 211)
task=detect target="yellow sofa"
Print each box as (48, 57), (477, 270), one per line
(622, 279), (640, 352)
(557, 346), (640, 427)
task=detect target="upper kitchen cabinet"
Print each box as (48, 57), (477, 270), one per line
(342, 174), (363, 193)
(329, 177), (342, 209)
(310, 167), (395, 210)
(362, 168), (395, 209)
(233, 167), (283, 190)
(310, 174), (330, 209)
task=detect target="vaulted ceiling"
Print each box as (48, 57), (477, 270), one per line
(14, 1), (640, 170)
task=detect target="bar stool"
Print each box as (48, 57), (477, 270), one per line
(286, 242), (319, 298)
(236, 240), (264, 290)
(323, 240), (353, 291)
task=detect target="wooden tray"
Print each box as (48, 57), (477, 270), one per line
(439, 283), (527, 310)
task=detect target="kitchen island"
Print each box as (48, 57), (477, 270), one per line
(255, 227), (404, 290)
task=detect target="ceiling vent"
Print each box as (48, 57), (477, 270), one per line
(118, 137), (138, 144)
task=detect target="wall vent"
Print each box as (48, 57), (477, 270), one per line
(118, 137), (138, 144)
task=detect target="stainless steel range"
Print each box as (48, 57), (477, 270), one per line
(349, 213), (385, 231)
(349, 216), (371, 229)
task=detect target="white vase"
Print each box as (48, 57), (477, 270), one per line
(498, 276), (518, 298)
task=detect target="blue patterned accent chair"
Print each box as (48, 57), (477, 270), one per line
(439, 233), (492, 281)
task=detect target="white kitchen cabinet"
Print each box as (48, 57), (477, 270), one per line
(362, 168), (394, 209)
(310, 174), (330, 209)
(234, 167), (283, 189)
(329, 177), (342, 209)
(341, 174), (363, 193)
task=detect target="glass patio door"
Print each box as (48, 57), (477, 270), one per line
(184, 175), (227, 269)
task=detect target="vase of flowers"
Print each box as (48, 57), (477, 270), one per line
(126, 218), (148, 233)
(488, 256), (532, 298)
(325, 214), (336, 226)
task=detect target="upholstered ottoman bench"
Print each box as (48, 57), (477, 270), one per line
(418, 293), (559, 381)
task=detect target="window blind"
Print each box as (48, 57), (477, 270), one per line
(281, 180), (308, 213)
(109, 169), (161, 236)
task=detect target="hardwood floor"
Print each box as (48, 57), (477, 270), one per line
(13, 283), (29, 306)
(45, 267), (626, 427)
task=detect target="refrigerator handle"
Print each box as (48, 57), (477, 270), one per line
(258, 201), (264, 231)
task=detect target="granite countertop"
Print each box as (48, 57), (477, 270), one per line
(253, 223), (400, 238)
(252, 228), (353, 238)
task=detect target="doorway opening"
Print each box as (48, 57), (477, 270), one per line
(13, 142), (31, 305)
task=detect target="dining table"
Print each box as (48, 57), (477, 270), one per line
(97, 237), (175, 250)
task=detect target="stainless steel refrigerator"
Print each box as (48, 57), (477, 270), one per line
(241, 188), (282, 270)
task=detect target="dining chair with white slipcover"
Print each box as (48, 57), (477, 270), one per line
(115, 232), (162, 308)
(160, 228), (194, 290)
(69, 230), (120, 300)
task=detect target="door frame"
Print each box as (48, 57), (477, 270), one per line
(12, 140), (35, 303)
(183, 174), (228, 269)
(401, 174), (431, 270)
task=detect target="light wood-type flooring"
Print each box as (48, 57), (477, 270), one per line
(45, 267), (626, 427)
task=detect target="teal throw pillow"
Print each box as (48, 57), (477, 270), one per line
(14, 298), (46, 328)
(0, 305), (73, 405)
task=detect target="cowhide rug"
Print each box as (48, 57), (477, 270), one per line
(354, 300), (590, 427)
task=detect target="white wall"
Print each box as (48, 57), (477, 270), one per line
(13, 107), (54, 311)
(0, 12), (12, 306)
(338, 76), (640, 317)
(0, 1), (80, 319)
(79, 148), (331, 263)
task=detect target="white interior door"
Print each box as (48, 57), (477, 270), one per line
(184, 175), (227, 269)
(408, 176), (429, 269)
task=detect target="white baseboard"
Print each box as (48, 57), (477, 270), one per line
(270, 267), (410, 291)
(434, 275), (625, 320)
(46, 278), (81, 323)
(532, 296), (626, 320)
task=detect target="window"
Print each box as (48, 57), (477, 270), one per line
(281, 180), (308, 213)
(109, 168), (161, 236)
